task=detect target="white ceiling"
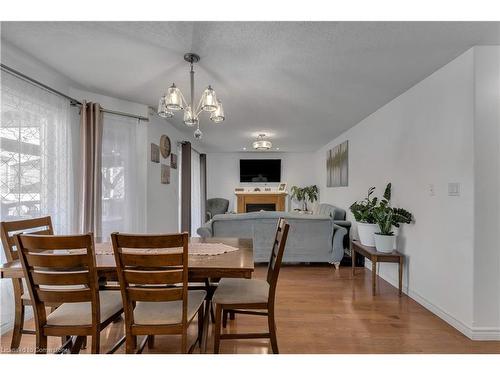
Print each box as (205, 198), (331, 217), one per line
(2, 22), (500, 152)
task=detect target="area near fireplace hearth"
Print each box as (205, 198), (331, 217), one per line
(235, 190), (287, 213)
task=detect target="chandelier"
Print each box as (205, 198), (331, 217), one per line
(157, 53), (225, 139)
(253, 134), (272, 150)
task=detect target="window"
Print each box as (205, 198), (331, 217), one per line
(101, 113), (144, 240)
(0, 72), (75, 236)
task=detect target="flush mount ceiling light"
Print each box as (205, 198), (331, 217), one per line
(158, 53), (225, 139)
(253, 134), (273, 150)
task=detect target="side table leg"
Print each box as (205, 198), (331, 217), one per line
(371, 258), (376, 296)
(399, 257), (403, 296)
(351, 250), (356, 276)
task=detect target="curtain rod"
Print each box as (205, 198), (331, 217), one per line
(1, 63), (149, 122)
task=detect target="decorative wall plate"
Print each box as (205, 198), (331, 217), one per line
(160, 134), (171, 158)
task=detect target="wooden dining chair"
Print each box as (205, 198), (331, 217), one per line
(15, 233), (124, 354)
(212, 218), (290, 354)
(111, 232), (206, 354)
(0, 216), (55, 349)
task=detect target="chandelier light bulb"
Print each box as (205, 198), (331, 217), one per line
(165, 84), (183, 111)
(210, 99), (225, 123)
(201, 86), (218, 112)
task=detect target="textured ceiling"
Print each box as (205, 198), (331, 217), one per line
(2, 22), (500, 152)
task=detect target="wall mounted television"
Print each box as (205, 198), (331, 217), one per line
(239, 159), (281, 183)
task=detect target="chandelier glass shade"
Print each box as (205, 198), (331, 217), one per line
(158, 53), (225, 139)
(157, 96), (173, 118)
(200, 86), (218, 112)
(165, 84), (183, 111)
(210, 100), (225, 123)
(183, 105), (198, 127)
(253, 134), (272, 150)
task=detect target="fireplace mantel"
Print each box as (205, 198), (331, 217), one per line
(235, 192), (287, 213)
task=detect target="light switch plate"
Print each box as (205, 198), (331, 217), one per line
(448, 182), (460, 196)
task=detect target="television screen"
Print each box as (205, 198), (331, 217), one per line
(240, 159), (281, 183)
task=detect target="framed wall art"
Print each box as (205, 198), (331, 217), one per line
(151, 143), (160, 163)
(327, 140), (348, 187)
(161, 164), (170, 184)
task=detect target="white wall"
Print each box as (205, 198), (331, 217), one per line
(315, 47), (500, 340)
(472, 46), (500, 336)
(206, 152), (316, 212)
(146, 112), (186, 233)
(315, 49), (476, 335)
(1, 41), (82, 96)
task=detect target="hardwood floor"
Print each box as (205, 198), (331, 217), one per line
(2, 265), (500, 354)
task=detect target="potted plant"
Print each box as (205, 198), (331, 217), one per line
(349, 186), (380, 246)
(372, 184), (413, 252)
(291, 185), (318, 212)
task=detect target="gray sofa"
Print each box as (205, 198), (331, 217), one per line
(196, 210), (347, 265)
(313, 203), (351, 249)
(206, 198), (230, 221)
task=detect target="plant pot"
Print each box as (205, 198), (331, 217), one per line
(357, 222), (380, 247)
(374, 234), (395, 253)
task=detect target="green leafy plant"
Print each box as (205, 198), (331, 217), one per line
(372, 183), (413, 235)
(372, 204), (394, 235)
(350, 183), (413, 230)
(349, 186), (378, 223)
(290, 185), (318, 211)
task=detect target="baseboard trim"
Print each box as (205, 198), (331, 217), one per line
(0, 311), (33, 337)
(0, 321), (14, 336)
(365, 262), (500, 341)
(468, 327), (500, 340)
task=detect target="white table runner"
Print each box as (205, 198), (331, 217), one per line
(92, 242), (239, 256)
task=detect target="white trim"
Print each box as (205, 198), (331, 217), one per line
(0, 310), (33, 336)
(0, 321), (14, 336)
(468, 327), (500, 341)
(365, 261), (500, 341)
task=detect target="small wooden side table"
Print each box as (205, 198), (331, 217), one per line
(351, 240), (404, 296)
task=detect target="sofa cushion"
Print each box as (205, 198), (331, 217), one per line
(212, 211), (332, 221)
(315, 203), (346, 220)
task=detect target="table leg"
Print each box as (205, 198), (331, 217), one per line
(201, 300), (210, 353)
(371, 258), (376, 296)
(399, 257), (403, 296)
(351, 249), (356, 276)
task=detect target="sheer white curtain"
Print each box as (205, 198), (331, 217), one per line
(191, 149), (201, 236)
(0, 71), (75, 332)
(0, 71), (75, 234)
(101, 113), (144, 240)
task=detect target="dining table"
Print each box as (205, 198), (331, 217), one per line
(0, 236), (254, 353)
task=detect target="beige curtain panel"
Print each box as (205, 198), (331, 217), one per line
(78, 101), (103, 238)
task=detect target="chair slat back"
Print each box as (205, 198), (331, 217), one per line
(14, 233), (99, 326)
(0, 216), (54, 262)
(266, 218), (290, 290)
(111, 232), (189, 326)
